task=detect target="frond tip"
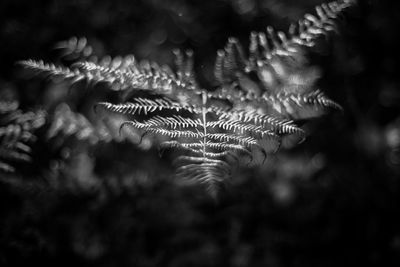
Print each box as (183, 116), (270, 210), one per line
(175, 159), (231, 196)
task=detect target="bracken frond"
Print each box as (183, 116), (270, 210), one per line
(104, 90), (282, 192)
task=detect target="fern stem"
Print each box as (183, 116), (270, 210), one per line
(202, 91), (208, 159)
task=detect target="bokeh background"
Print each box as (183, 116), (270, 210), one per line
(1, 0), (400, 266)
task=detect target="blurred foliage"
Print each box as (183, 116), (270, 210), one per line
(1, 0), (400, 267)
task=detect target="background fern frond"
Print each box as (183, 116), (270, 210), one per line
(0, 100), (45, 173)
(47, 103), (111, 144)
(209, 0), (352, 125)
(20, 49), (202, 103)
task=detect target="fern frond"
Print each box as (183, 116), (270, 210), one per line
(20, 50), (201, 100)
(250, 0), (355, 65)
(0, 100), (45, 173)
(106, 91), (286, 192)
(47, 103), (111, 144)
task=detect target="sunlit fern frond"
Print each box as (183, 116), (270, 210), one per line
(212, 0), (354, 86)
(209, 0), (354, 125)
(103, 97), (281, 143)
(99, 92), (285, 193)
(19, 50), (200, 103)
(210, 75), (342, 121)
(247, 0), (354, 95)
(0, 100), (46, 173)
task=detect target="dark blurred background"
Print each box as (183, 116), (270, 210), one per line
(1, 0), (400, 266)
